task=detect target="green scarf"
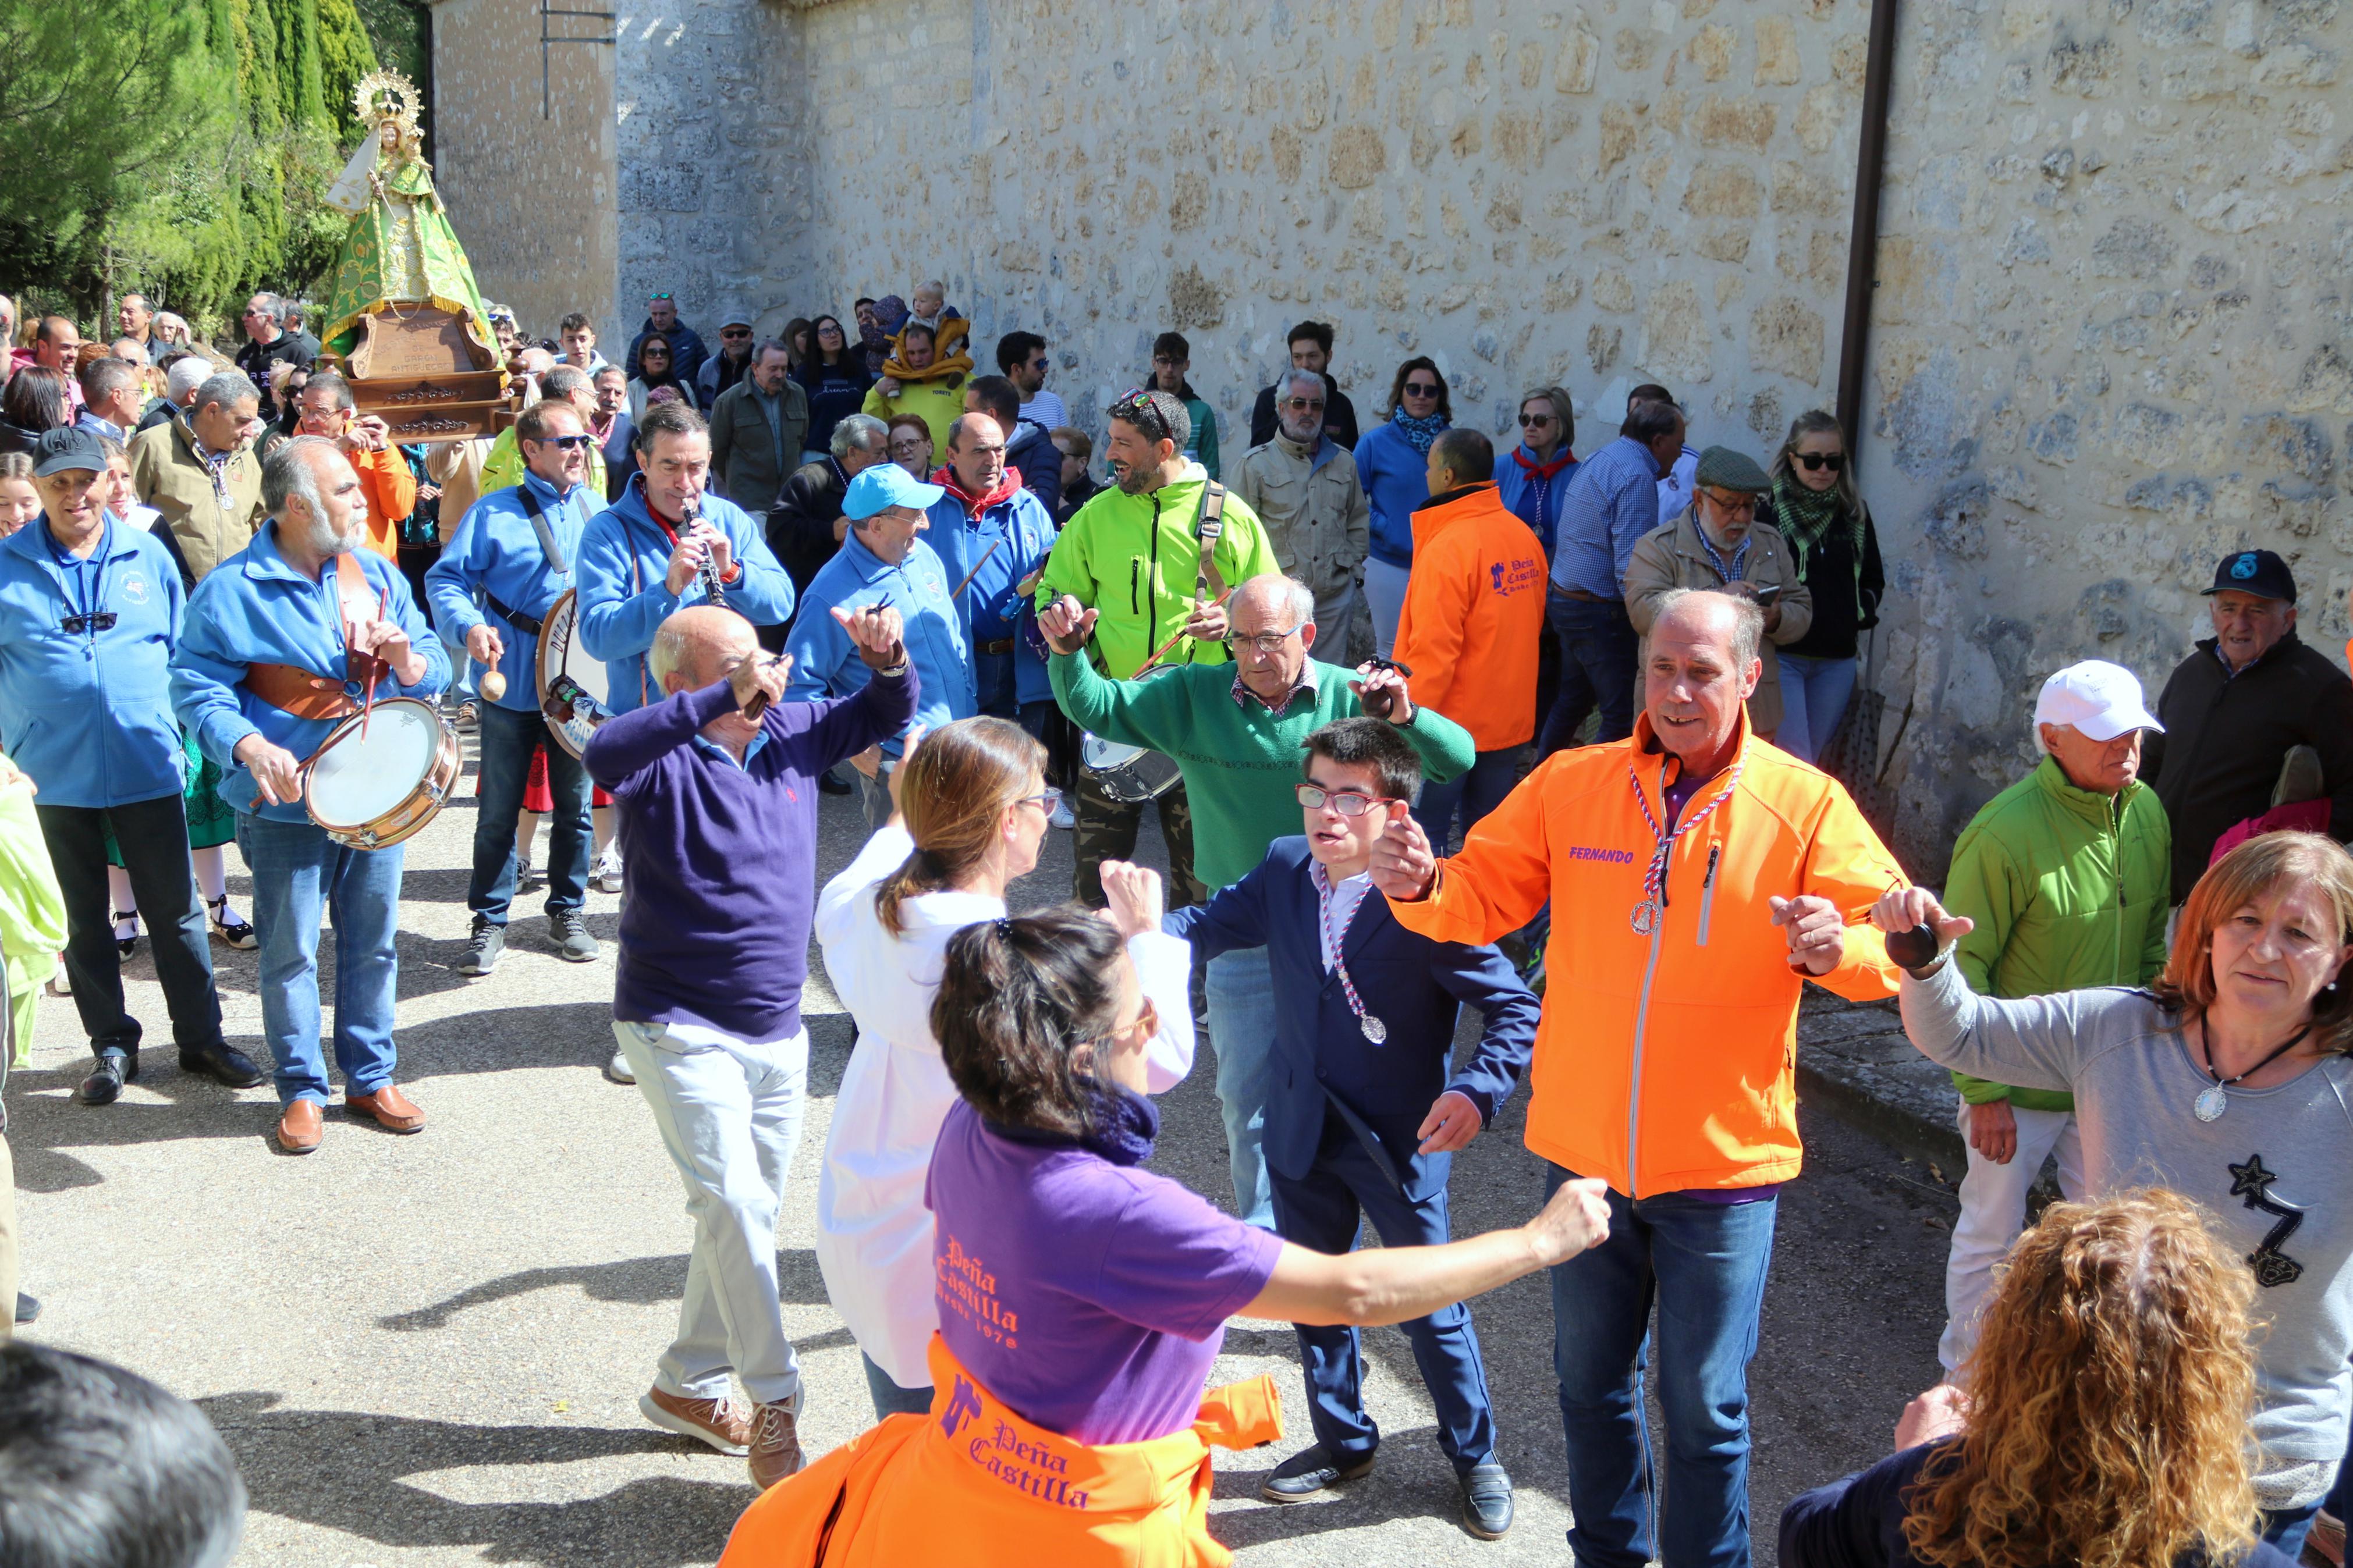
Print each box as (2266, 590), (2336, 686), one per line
(1770, 471), (1858, 578)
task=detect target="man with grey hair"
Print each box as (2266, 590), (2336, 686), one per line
(128, 370), (268, 586)
(586, 599), (911, 1488)
(1040, 571), (1473, 1226)
(75, 357), (146, 442)
(478, 362), (607, 499)
(136, 354), (212, 436)
(171, 436), (449, 1154)
(768, 412), (889, 602)
(1234, 366), (1371, 659)
(292, 369), (411, 558)
(708, 340), (807, 517)
(234, 293), (306, 387)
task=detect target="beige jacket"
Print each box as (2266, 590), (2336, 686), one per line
(1230, 433), (1369, 617)
(126, 418), (264, 585)
(1623, 509), (1813, 738)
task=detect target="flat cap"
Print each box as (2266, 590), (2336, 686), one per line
(1694, 445), (1771, 493)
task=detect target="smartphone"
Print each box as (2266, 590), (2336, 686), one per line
(1752, 584), (1783, 607)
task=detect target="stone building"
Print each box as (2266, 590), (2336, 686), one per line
(425, 0), (2351, 869)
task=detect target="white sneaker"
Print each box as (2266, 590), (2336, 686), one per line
(591, 846), (624, 894)
(605, 1046), (636, 1085)
(1049, 798), (1075, 829)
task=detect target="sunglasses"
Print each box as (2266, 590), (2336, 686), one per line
(1519, 411), (1556, 426)
(1295, 784), (1390, 816)
(1403, 381), (1441, 396)
(1108, 388), (1172, 440)
(649, 292), (675, 301)
(531, 434), (597, 450)
(1282, 397), (1326, 412)
(721, 327), (751, 339)
(1794, 451), (1846, 472)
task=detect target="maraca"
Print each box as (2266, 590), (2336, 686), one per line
(478, 670), (507, 702)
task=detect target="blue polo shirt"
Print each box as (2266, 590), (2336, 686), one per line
(783, 529), (973, 756)
(170, 521), (450, 822)
(0, 516), (187, 808)
(424, 470), (599, 712)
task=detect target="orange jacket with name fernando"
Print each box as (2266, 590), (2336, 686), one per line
(1392, 482), (1548, 751)
(1387, 714), (1905, 1196)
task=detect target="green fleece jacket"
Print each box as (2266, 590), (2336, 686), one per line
(1942, 756), (2172, 1111)
(1034, 463), (1278, 680)
(1050, 653), (1472, 890)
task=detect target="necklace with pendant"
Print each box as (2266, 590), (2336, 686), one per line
(1627, 757), (1742, 936)
(2192, 1022), (2313, 1121)
(1317, 867), (1387, 1043)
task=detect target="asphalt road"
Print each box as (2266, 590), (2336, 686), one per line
(8, 739), (1960, 1565)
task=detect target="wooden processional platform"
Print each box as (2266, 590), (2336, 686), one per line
(339, 307), (512, 444)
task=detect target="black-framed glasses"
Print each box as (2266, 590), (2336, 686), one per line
(1108, 388), (1172, 441)
(1295, 784), (1390, 816)
(1701, 489), (1759, 517)
(1403, 381), (1441, 396)
(533, 434), (596, 451)
(818, 323), (844, 338)
(1226, 622), (1307, 654)
(1793, 451), (1847, 472)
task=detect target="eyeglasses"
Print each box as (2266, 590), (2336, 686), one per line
(889, 438), (931, 456)
(720, 327), (750, 339)
(1108, 388), (1172, 440)
(1793, 451), (1847, 472)
(1226, 622), (1307, 654)
(1519, 412), (1556, 426)
(1282, 398), (1325, 412)
(1015, 785), (1063, 815)
(818, 323), (844, 337)
(1403, 381), (1441, 396)
(1091, 996), (1160, 1052)
(1295, 784), (1390, 816)
(1701, 489), (1759, 517)
(532, 434), (597, 450)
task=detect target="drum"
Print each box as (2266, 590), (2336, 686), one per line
(535, 588), (613, 760)
(303, 697), (462, 850)
(1079, 664), (1183, 803)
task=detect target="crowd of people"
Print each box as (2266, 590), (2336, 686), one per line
(0, 275), (2347, 1568)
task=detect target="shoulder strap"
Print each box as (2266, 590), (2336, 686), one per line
(333, 552), (388, 687)
(514, 482), (569, 578)
(1193, 482), (1228, 605)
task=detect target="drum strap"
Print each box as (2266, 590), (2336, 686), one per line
(243, 553), (381, 721)
(483, 592), (544, 638)
(1193, 482), (1227, 607)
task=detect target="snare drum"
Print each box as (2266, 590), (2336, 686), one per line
(303, 697), (462, 850)
(1079, 664), (1183, 804)
(535, 589), (612, 761)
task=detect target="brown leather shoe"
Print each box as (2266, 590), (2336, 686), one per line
(277, 1099), (324, 1154)
(640, 1386), (751, 1455)
(344, 1084), (425, 1133)
(747, 1402), (804, 1490)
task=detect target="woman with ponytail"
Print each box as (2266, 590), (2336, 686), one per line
(722, 906), (1614, 1567)
(812, 717), (1196, 1423)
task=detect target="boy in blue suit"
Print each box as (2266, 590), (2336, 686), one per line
(1164, 717), (1536, 1539)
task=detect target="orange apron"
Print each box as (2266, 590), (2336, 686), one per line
(718, 1334), (1283, 1567)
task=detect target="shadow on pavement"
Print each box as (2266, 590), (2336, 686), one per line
(199, 1390), (750, 1566)
(382, 1247), (840, 1331)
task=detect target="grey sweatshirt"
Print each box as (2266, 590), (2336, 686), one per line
(1903, 958), (2353, 1509)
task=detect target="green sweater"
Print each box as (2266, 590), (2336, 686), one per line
(1942, 757), (2172, 1112)
(1050, 652), (1472, 890)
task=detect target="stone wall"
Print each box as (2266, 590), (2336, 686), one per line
(425, 0), (620, 344)
(429, 0), (2353, 869)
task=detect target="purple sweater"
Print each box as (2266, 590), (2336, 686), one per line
(585, 667), (916, 1040)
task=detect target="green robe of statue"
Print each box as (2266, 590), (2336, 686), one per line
(319, 131), (496, 364)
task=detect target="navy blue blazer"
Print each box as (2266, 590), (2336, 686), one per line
(1165, 837), (1536, 1203)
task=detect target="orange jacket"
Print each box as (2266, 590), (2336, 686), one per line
(1392, 483), (1548, 751)
(718, 1334), (1283, 1568)
(1387, 714), (1905, 1196)
(349, 440), (417, 561)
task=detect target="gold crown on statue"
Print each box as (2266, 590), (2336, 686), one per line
(354, 69), (421, 138)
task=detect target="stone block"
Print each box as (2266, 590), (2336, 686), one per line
(1328, 125), (1387, 189)
(1770, 160), (1843, 216)
(1697, 225), (1754, 263)
(1795, 84), (1848, 155)
(1750, 296), (1825, 381)
(1689, 23), (1736, 81)
(1599, 103), (1639, 172)
(2089, 216), (2177, 279)
(1831, 31), (1871, 87)
(1592, 268), (1635, 314)
(1557, 24), (1602, 93)
(1695, 95), (1777, 151)
(1755, 16), (1802, 86)
(623, 165), (705, 214)
(1589, 322), (1623, 373)
(2047, 32), (2122, 95)
(1270, 125), (1303, 184)
(1641, 279), (1713, 384)
(1618, 27), (1659, 73)
(1685, 162), (1763, 219)
(1493, 109), (1546, 172)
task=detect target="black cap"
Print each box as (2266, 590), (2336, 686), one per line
(31, 425), (105, 478)
(2202, 548), (2297, 603)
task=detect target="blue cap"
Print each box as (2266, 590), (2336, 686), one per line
(843, 461), (944, 520)
(32, 425), (106, 478)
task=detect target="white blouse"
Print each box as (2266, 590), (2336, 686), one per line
(811, 824), (1197, 1389)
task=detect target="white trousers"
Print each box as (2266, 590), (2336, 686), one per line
(617, 1019), (811, 1409)
(1938, 1101), (2086, 1375)
(1362, 558), (1410, 659)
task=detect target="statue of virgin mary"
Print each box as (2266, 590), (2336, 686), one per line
(318, 70), (498, 365)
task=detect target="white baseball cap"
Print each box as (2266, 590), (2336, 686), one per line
(2033, 661), (2163, 748)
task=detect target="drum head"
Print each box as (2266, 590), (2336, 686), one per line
(537, 589), (613, 760)
(1082, 734), (1146, 771)
(306, 699), (441, 827)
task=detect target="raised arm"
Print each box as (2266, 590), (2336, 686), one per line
(1874, 886), (2095, 1095)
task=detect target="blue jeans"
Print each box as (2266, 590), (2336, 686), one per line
(2263, 1503), (2322, 1557)
(1414, 746), (1524, 852)
(1204, 945), (1275, 1228)
(1273, 1111), (1495, 1475)
(470, 700), (591, 923)
(1545, 1164), (1779, 1568)
(443, 630), (476, 704)
(1539, 596), (1638, 756)
(1773, 652), (1858, 765)
(2326, 1420), (2353, 1520)
(235, 811), (405, 1107)
(863, 1350), (934, 1422)
(973, 648), (1055, 742)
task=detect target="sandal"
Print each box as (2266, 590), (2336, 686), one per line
(112, 910), (140, 959)
(207, 895), (257, 951)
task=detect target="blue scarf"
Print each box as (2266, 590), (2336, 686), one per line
(1392, 409), (1447, 456)
(982, 1081), (1159, 1167)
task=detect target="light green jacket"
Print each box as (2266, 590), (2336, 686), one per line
(0, 776), (66, 1066)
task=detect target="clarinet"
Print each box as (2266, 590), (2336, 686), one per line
(685, 499), (727, 606)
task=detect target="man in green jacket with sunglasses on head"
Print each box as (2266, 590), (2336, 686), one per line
(1933, 660), (2170, 1381)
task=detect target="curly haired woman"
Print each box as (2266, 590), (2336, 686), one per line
(1782, 1189), (2295, 1568)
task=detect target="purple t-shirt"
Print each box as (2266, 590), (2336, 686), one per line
(925, 1101), (1283, 1445)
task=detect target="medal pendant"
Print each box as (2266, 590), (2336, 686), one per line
(1630, 899), (1659, 936)
(2194, 1084), (2228, 1122)
(1360, 1014), (1388, 1044)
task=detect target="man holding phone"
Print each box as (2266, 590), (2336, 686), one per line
(1621, 447), (1811, 745)
(293, 371), (414, 561)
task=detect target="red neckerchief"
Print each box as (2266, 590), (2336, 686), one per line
(930, 463), (1024, 520)
(641, 489), (739, 582)
(1513, 445), (1575, 483)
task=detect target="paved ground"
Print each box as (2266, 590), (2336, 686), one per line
(10, 733), (1965, 1565)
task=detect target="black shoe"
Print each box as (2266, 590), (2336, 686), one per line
(1261, 1445), (1375, 1502)
(549, 910), (599, 963)
(79, 1051), (135, 1105)
(179, 1043), (265, 1089)
(818, 769), (853, 796)
(13, 1293), (37, 1325)
(457, 918), (505, 977)
(1461, 1459), (1514, 1539)
(112, 910), (140, 959)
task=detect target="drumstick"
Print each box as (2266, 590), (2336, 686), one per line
(1134, 588), (1234, 675)
(947, 536), (1002, 600)
(360, 584), (388, 739)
